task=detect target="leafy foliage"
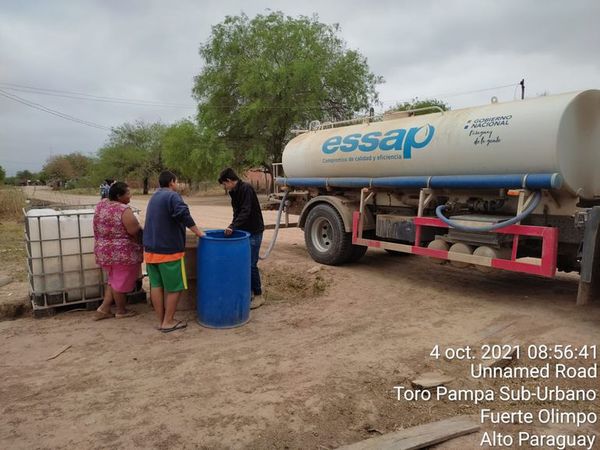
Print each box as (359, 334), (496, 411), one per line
(96, 121), (168, 193)
(43, 156), (74, 182)
(64, 153), (93, 175)
(387, 98), (450, 116)
(41, 153), (94, 186)
(15, 170), (34, 183)
(94, 145), (147, 182)
(193, 12), (382, 170)
(162, 120), (232, 183)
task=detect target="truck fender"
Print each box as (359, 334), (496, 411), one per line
(299, 195), (375, 233)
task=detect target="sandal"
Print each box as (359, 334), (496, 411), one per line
(160, 321), (187, 333)
(115, 310), (137, 319)
(93, 309), (114, 321)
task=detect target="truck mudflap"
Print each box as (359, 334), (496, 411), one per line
(352, 211), (559, 278)
(577, 206), (600, 305)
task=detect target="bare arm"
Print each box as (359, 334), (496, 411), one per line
(122, 208), (142, 237)
(189, 225), (205, 238)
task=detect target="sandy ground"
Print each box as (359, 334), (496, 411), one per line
(1, 187), (599, 449)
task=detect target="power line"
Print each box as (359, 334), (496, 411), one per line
(0, 80), (520, 111)
(0, 82), (196, 109)
(0, 158), (42, 166)
(427, 83), (517, 99)
(380, 83), (518, 107)
(0, 80), (523, 123)
(198, 82), (521, 110)
(0, 82), (319, 110)
(0, 88), (111, 130)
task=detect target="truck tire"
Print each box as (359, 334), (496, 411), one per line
(304, 204), (355, 265)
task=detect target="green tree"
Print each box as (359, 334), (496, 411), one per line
(163, 120), (232, 184)
(36, 170), (49, 185)
(0, 165), (5, 184)
(387, 98), (449, 116)
(15, 170), (34, 184)
(64, 152), (93, 175)
(16, 169), (33, 179)
(99, 121), (167, 194)
(43, 156), (75, 185)
(41, 153), (94, 188)
(193, 12), (381, 179)
(94, 146), (146, 183)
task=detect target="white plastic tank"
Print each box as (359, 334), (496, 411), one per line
(26, 207), (102, 302)
(282, 90), (600, 199)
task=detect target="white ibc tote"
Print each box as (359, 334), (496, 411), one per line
(25, 206), (103, 309)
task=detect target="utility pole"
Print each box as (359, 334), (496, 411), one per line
(520, 79), (525, 100)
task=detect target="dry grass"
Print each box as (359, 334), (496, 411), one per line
(0, 186), (27, 220)
(0, 187), (27, 281)
(63, 187), (100, 195)
(0, 219), (29, 320)
(0, 220), (27, 281)
(0, 188), (32, 319)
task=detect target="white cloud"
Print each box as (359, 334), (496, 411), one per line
(1, 0), (599, 174)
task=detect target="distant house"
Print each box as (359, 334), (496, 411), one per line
(47, 179), (64, 190)
(245, 168), (272, 193)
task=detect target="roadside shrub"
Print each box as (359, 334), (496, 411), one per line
(0, 187), (26, 220)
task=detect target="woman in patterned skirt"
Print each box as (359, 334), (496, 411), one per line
(93, 182), (143, 320)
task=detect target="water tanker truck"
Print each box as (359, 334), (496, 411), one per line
(274, 90), (600, 304)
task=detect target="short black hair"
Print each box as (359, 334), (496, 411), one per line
(108, 181), (128, 201)
(218, 168), (239, 184)
(159, 170), (177, 188)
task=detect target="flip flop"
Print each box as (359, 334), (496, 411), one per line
(115, 310), (137, 319)
(160, 321), (187, 333)
(93, 309), (114, 321)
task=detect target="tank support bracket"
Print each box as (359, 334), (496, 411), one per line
(352, 211), (558, 278)
(417, 188), (434, 217)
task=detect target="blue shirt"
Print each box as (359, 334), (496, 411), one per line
(143, 188), (195, 254)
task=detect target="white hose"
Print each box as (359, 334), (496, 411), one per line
(259, 191), (289, 260)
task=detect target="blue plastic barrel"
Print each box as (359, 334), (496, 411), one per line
(196, 230), (251, 328)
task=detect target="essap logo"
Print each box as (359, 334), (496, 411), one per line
(321, 125), (435, 159)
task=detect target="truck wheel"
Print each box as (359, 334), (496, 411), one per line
(304, 204), (354, 265)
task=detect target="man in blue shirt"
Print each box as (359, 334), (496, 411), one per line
(144, 171), (204, 332)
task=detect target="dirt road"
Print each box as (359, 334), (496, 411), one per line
(1, 188), (599, 449)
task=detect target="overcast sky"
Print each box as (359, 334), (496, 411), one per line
(1, 0), (599, 175)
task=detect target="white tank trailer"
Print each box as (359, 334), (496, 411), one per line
(276, 90), (600, 304)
